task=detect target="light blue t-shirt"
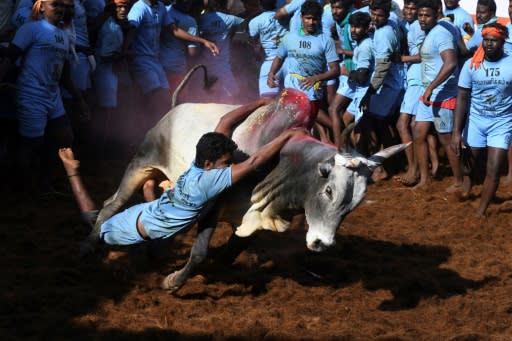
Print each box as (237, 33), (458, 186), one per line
(420, 23), (458, 100)
(95, 16), (123, 58)
(458, 55), (512, 118)
(160, 5), (198, 73)
(277, 29), (339, 99)
(12, 19), (70, 94)
(128, 0), (174, 57)
(506, 24), (512, 55)
(372, 20), (403, 90)
(405, 20), (425, 85)
(353, 36), (374, 86)
(199, 11), (244, 68)
(444, 6), (474, 39)
(10, 5), (31, 29)
(248, 10), (287, 59)
(140, 163), (233, 239)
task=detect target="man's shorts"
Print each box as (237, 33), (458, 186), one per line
(369, 85), (404, 119)
(131, 56), (170, 94)
(335, 75), (355, 99)
(100, 203), (146, 245)
(94, 63), (118, 108)
(463, 113), (512, 150)
(71, 53), (92, 91)
(416, 101), (454, 134)
(16, 90), (66, 138)
(259, 58), (283, 97)
(346, 85), (369, 125)
(399, 84), (422, 115)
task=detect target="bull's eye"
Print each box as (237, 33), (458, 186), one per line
(325, 185), (333, 199)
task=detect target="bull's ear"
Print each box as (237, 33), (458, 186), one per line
(318, 160), (333, 178)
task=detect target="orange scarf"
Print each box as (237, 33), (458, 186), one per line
(470, 27), (508, 70)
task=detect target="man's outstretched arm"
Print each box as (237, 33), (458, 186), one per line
(230, 128), (308, 184)
(214, 98), (273, 138)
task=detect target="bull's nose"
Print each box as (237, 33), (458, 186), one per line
(307, 239), (327, 252)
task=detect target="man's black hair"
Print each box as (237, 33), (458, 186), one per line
(403, 0), (418, 5)
(416, 0), (439, 13)
(301, 0), (323, 18)
(261, 0), (277, 11)
(370, 0), (392, 14)
(329, 0), (354, 9)
(477, 0), (497, 14)
(195, 132), (238, 168)
(349, 11), (371, 28)
(208, 0), (227, 11)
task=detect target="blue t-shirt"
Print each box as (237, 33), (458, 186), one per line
(11, 5), (31, 29)
(444, 6), (474, 40)
(95, 16), (123, 58)
(506, 24), (512, 55)
(12, 19), (70, 94)
(199, 11), (244, 68)
(128, 0), (174, 57)
(277, 29), (339, 99)
(160, 5), (198, 73)
(372, 21), (403, 89)
(458, 55), (512, 118)
(248, 10), (287, 59)
(420, 23), (458, 100)
(140, 163), (233, 239)
(73, 0), (90, 48)
(405, 20), (425, 85)
(353, 36), (374, 87)
(82, 0), (106, 17)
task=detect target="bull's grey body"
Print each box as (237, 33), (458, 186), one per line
(86, 101), (408, 292)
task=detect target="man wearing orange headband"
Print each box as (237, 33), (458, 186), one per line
(451, 23), (512, 216)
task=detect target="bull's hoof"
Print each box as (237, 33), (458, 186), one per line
(235, 224), (259, 237)
(161, 271), (182, 293)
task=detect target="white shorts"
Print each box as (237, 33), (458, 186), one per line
(399, 84), (422, 115)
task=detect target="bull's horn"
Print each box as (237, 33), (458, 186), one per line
(339, 122), (356, 153)
(171, 64), (217, 108)
(365, 142), (412, 170)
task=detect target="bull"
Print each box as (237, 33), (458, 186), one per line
(86, 87), (409, 291)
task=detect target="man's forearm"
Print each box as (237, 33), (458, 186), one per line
(370, 58), (392, 91)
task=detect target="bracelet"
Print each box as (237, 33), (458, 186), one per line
(68, 173), (79, 178)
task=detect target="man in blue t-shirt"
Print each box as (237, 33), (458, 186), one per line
(413, 0), (464, 192)
(451, 23), (512, 216)
(60, 98), (306, 250)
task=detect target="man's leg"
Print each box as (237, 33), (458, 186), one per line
(328, 93), (350, 150)
(413, 121), (432, 189)
(395, 113), (417, 185)
(504, 146), (512, 185)
(437, 132), (465, 193)
(478, 147), (507, 216)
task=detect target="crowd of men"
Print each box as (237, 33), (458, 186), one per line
(1, 0), (512, 218)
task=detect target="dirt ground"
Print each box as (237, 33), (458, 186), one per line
(2, 153), (512, 341)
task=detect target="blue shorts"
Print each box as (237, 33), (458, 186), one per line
(346, 85), (369, 125)
(463, 113), (512, 150)
(100, 203), (147, 245)
(369, 85), (403, 119)
(399, 84), (422, 115)
(131, 56), (169, 94)
(71, 53), (92, 91)
(16, 90), (65, 138)
(259, 58), (283, 97)
(416, 101), (454, 133)
(336, 75), (355, 99)
(94, 63), (118, 108)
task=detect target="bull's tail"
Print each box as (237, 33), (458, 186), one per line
(171, 64), (218, 108)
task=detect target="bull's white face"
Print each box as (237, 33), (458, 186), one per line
(304, 159), (370, 252)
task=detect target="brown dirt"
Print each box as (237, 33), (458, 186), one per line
(2, 159), (512, 341)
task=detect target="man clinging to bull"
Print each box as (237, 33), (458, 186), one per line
(60, 98), (307, 251)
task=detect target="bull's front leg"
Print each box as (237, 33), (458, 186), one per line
(161, 225), (215, 292)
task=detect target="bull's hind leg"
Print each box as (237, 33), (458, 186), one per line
(80, 164), (163, 256)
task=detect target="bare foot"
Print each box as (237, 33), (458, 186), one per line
(394, 170), (418, 186)
(413, 177), (432, 191)
(445, 181), (467, 194)
(371, 166), (388, 183)
(58, 148), (80, 176)
(502, 175), (512, 187)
